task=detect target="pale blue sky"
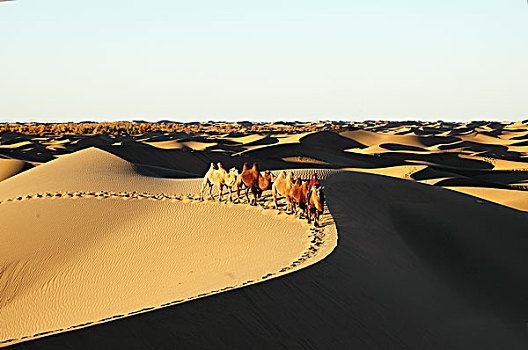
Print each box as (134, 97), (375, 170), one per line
(1, 0), (527, 122)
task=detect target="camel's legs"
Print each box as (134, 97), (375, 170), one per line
(289, 197), (296, 215)
(208, 182), (214, 200)
(201, 180), (211, 201)
(217, 184), (223, 202)
(244, 188), (250, 204)
(200, 181), (206, 201)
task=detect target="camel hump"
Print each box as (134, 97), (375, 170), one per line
(217, 162), (224, 169)
(242, 163), (248, 171)
(252, 163), (258, 171)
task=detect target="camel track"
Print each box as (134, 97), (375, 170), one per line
(0, 190), (334, 347)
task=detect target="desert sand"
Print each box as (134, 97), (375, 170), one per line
(1, 120), (528, 349)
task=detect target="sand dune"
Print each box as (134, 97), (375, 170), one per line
(446, 186), (528, 211)
(0, 141), (33, 149)
(0, 148), (194, 200)
(0, 159), (29, 182)
(9, 171), (527, 349)
(0, 148), (337, 347)
(142, 140), (187, 150)
(2, 120), (528, 348)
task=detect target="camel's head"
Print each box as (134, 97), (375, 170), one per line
(229, 168), (239, 176)
(260, 170), (272, 181)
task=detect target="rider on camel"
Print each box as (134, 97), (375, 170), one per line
(307, 171), (319, 202)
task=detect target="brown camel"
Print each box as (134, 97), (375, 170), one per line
(288, 178), (308, 217)
(236, 163), (260, 205)
(271, 170), (294, 211)
(255, 170), (273, 200)
(200, 162), (239, 202)
(307, 186), (325, 227)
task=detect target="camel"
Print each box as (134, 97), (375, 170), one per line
(307, 186), (325, 227)
(255, 170), (273, 200)
(236, 163), (260, 205)
(271, 170), (295, 211)
(200, 162), (239, 202)
(288, 178), (309, 217)
(223, 167), (240, 202)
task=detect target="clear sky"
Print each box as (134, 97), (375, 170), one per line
(1, 0), (527, 122)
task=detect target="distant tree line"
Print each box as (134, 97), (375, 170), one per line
(0, 121), (342, 136)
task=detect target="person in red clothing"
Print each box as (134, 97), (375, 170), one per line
(307, 171), (320, 202)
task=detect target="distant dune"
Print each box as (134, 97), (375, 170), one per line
(2, 120), (528, 349)
(0, 159), (29, 182)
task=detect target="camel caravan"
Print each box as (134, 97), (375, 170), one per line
(200, 162), (325, 226)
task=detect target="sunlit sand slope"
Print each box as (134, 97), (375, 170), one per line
(0, 148), (198, 200)
(0, 149), (337, 347)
